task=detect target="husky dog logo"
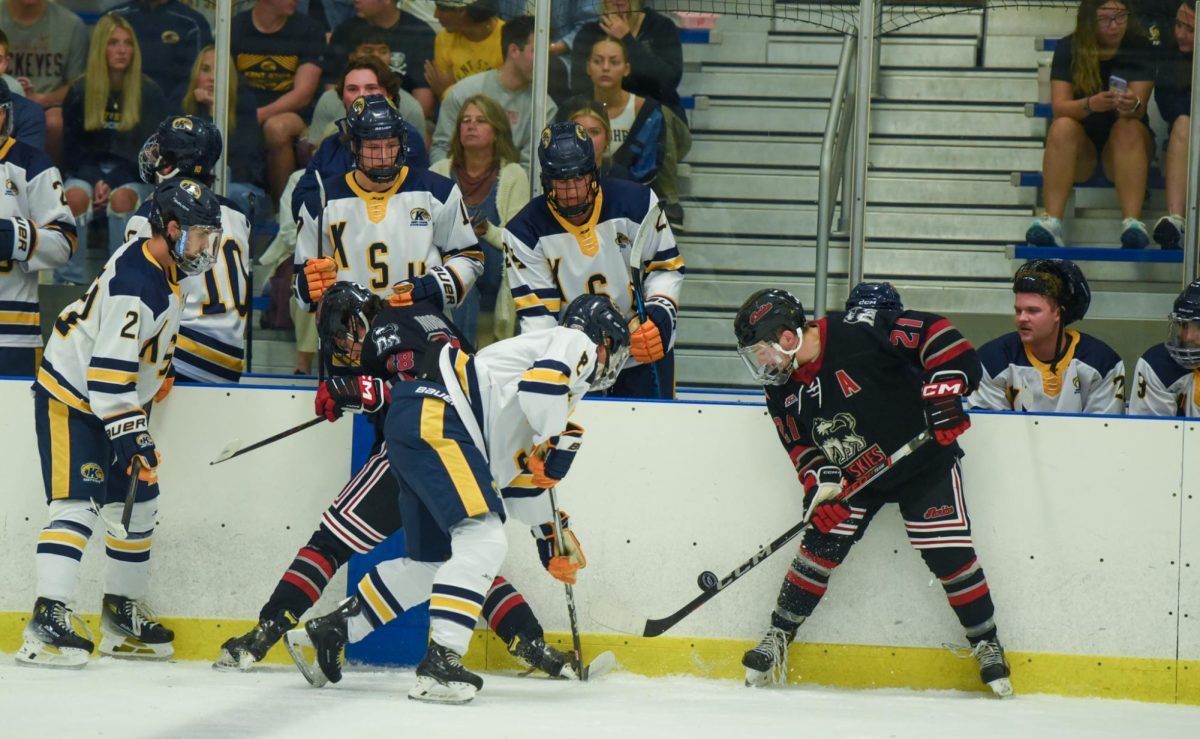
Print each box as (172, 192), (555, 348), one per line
(811, 412), (867, 466)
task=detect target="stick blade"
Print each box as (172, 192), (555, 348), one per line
(209, 439), (244, 465)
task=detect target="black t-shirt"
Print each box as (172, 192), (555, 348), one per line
(230, 10), (326, 105)
(1154, 42), (1193, 126)
(321, 13), (436, 91)
(1049, 33), (1155, 96)
(62, 76), (168, 184)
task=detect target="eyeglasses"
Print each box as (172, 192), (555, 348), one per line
(1096, 12), (1129, 27)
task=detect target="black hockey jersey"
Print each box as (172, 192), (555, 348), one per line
(357, 301), (473, 383)
(763, 308), (981, 495)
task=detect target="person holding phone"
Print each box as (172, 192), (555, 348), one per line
(1026, 0), (1155, 249)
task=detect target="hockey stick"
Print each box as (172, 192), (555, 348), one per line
(93, 457), (141, 538)
(626, 201), (664, 397)
(640, 430), (932, 638)
(209, 416), (325, 465)
(549, 485), (587, 681)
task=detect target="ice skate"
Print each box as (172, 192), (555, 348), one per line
(14, 598), (95, 669)
(971, 638), (1013, 698)
(509, 633), (569, 677)
(99, 594), (174, 660)
(742, 625), (794, 687)
(409, 641), (484, 704)
(285, 597), (358, 687)
(214, 610), (298, 672)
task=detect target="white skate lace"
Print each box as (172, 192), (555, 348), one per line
(751, 627), (790, 685)
(944, 640), (1005, 671)
(123, 600), (163, 635)
(51, 602), (95, 644)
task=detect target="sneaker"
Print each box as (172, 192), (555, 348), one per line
(970, 638), (1014, 698)
(100, 594), (174, 660)
(409, 641), (484, 704)
(14, 597), (95, 669)
(662, 201), (685, 230)
(1120, 217), (1150, 249)
(214, 610), (299, 672)
(741, 625), (795, 687)
(1154, 214), (1185, 249)
(284, 597), (359, 687)
(1025, 215), (1064, 247)
(508, 632), (568, 678)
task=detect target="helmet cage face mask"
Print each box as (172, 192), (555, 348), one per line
(1167, 315), (1200, 369)
(171, 225), (221, 276)
(352, 136), (403, 183)
(329, 311), (369, 366)
(736, 336), (801, 386)
(589, 337), (630, 391)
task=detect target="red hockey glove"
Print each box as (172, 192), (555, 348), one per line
(802, 465), (849, 534)
(629, 304), (673, 363)
(534, 512), (587, 585)
(922, 370), (971, 446)
(315, 376), (388, 422)
(303, 257), (338, 303)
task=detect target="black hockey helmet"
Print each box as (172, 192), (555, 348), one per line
(0, 82), (12, 139)
(340, 94), (407, 183)
(538, 122), (599, 218)
(317, 282), (384, 367)
(149, 179), (223, 276)
(846, 281), (904, 312)
(1167, 279), (1200, 369)
(734, 289), (807, 385)
(139, 116), (223, 186)
(1013, 258), (1091, 325)
(560, 294), (631, 391)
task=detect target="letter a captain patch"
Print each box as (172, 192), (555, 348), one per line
(835, 369), (861, 398)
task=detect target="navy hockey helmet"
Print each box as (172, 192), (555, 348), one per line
(560, 294), (631, 391)
(734, 289), (807, 385)
(0, 83), (11, 140)
(139, 116), (223, 186)
(846, 281), (904, 312)
(318, 282), (384, 367)
(1167, 279), (1200, 369)
(538, 122), (599, 219)
(1013, 258), (1091, 325)
(149, 179), (223, 276)
(340, 94), (407, 183)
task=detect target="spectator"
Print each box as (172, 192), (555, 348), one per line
(1152, 0), (1194, 248)
(109, 0), (213, 111)
(427, 0), (503, 100)
(967, 258), (1125, 414)
(563, 97), (631, 180)
(496, 0), (598, 71)
(570, 0), (684, 123)
(583, 35), (689, 226)
(60, 14), (166, 283)
(230, 0), (325, 200)
(432, 93), (529, 345)
(0, 28), (47, 150)
(0, 0), (90, 164)
(1026, 0), (1155, 248)
(321, 0), (436, 120)
(1130, 279), (1200, 416)
(431, 15), (556, 167)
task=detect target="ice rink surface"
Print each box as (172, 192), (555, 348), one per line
(1, 656), (1198, 739)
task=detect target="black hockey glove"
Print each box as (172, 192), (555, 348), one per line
(921, 370), (971, 446)
(106, 414), (160, 482)
(0, 217), (36, 262)
(528, 422), (584, 488)
(388, 268), (456, 310)
(315, 376), (388, 422)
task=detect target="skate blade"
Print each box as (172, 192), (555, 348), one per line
(408, 676), (477, 704)
(15, 640), (90, 669)
(99, 636), (173, 660)
(988, 677), (1014, 698)
(578, 650), (617, 680)
(743, 667), (781, 688)
(212, 648), (256, 673)
(284, 629), (328, 687)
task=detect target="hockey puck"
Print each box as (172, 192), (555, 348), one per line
(697, 570), (719, 591)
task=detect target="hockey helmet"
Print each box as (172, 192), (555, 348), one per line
(149, 179), (223, 276)
(1167, 279), (1200, 369)
(138, 116), (223, 186)
(0, 83), (11, 140)
(1012, 258), (1091, 325)
(846, 281), (904, 312)
(560, 294), (631, 391)
(317, 282), (384, 367)
(733, 288), (807, 385)
(340, 94), (407, 183)
(538, 122), (599, 219)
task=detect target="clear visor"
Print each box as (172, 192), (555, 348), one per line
(736, 339), (798, 385)
(590, 340), (630, 392)
(1167, 317), (1200, 369)
(173, 226), (221, 276)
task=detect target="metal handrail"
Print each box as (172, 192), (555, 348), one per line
(813, 34), (858, 318)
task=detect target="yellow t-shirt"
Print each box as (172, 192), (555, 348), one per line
(433, 20), (505, 99)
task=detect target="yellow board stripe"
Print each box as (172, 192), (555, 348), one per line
(429, 595), (483, 620)
(39, 530), (88, 549)
(357, 574), (397, 624)
(419, 398), (487, 517)
(104, 535), (153, 552)
(49, 399), (71, 500)
(177, 335), (244, 371)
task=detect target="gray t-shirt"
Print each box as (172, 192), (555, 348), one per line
(0, 2), (89, 94)
(431, 69), (557, 168)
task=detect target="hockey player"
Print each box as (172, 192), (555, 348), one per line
(214, 284), (586, 680)
(502, 121), (683, 398)
(1129, 279), (1200, 416)
(125, 116), (252, 383)
(732, 288), (1012, 698)
(293, 94), (482, 316)
(0, 82), (77, 376)
(968, 258), (1125, 414)
(18, 179), (222, 668)
(285, 293), (630, 704)
(845, 281), (904, 312)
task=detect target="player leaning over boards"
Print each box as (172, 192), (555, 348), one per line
(733, 289), (1013, 698)
(18, 179), (223, 668)
(503, 121), (682, 398)
(285, 293), (629, 704)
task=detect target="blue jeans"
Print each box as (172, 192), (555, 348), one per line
(226, 182), (272, 226)
(451, 240), (502, 346)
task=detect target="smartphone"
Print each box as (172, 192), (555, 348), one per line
(1109, 75), (1128, 94)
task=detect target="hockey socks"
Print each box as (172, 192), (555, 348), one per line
(483, 576), (541, 644)
(261, 530), (353, 623)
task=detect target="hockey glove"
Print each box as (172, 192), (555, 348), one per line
(106, 414), (161, 483)
(153, 372), (175, 403)
(527, 422), (584, 489)
(629, 303), (673, 363)
(303, 257), (338, 303)
(921, 370), (972, 446)
(534, 512), (588, 585)
(388, 271), (446, 310)
(0, 217), (36, 262)
(802, 465), (849, 534)
(315, 375), (389, 422)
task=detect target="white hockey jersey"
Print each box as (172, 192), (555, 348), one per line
(126, 198), (251, 383)
(436, 326), (596, 527)
(1129, 343), (1200, 417)
(967, 329), (1125, 414)
(0, 137), (77, 347)
(293, 167), (482, 309)
(501, 179), (684, 367)
(36, 239), (179, 422)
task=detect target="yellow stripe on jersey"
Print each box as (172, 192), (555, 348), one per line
(0, 311), (40, 325)
(49, 399), (71, 500)
(429, 595), (484, 621)
(419, 398), (488, 518)
(39, 529), (89, 550)
(512, 292), (544, 310)
(38, 368), (91, 414)
(345, 168), (406, 223)
(522, 367), (568, 386)
(357, 573), (398, 625)
(87, 367), (138, 386)
(646, 256), (685, 273)
(177, 335), (244, 371)
(104, 535), (153, 553)
(453, 350), (473, 400)
(0, 137), (14, 159)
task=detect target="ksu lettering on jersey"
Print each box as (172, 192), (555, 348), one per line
(1130, 279), (1200, 417)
